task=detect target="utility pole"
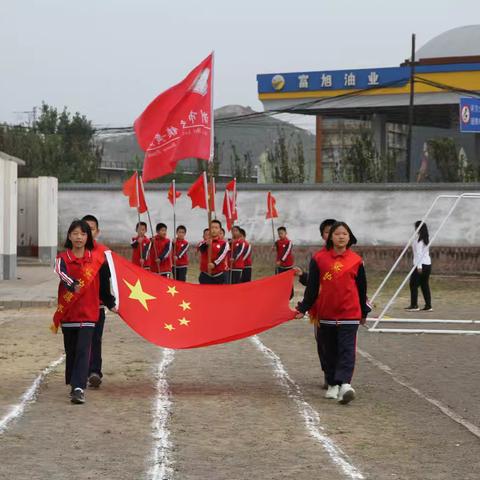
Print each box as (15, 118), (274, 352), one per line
(406, 33), (416, 182)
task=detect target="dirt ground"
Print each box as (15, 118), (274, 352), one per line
(1, 269), (480, 480)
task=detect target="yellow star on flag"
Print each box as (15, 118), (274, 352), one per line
(164, 323), (175, 331)
(179, 300), (191, 311)
(123, 278), (156, 311)
(167, 285), (179, 297)
(178, 317), (190, 326)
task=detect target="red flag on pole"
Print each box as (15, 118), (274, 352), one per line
(266, 191), (278, 219)
(122, 172), (148, 213)
(135, 53), (214, 182)
(222, 179), (237, 231)
(187, 172), (209, 210)
(105, 251), (295, 349)
(208, 177), (216, 213)
(168, 181), (181, 206)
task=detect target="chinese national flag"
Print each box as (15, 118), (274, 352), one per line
(168, 181), (181, 206)
(187, 172), (208, 209)
(222, 179), (237, 231)
(135, 53), (213, 182)
(266, 191), (278, 219)
(122, 172), (148, 213)
(106, 251), (295, 349)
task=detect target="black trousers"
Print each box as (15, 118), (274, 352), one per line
(62, 326), (95, 390)
(276, 266), (294, 299)
(228, 269), (243, 284)
(409, 264), (432, 308)
(320, 323), (359, 386)
(89, 308), (105, 377)
(173, 266), (187, 282)
(241, 266), (252, 283)
(199, 272), (226, 285)
(314, 325), (327, 375)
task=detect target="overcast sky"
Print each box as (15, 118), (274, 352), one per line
(1, 0), (479, 128)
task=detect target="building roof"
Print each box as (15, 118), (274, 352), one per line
(0, 151), (26, 166)
(416, 25), (480, 60)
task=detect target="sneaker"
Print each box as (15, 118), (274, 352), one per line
(88, 373), (102, 388)
(404, 306), (420, 312)
(338, 384), (355, 405)
(325, 385), (340, 399)
(421, 306), (433, 312)
(71, 388), (85, 404)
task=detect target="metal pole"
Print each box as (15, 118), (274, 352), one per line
(172, 179), (177, 278)
(406, 33), (416, 182)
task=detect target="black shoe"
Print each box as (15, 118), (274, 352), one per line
(71, 388), (85, 404)
(421, 306), (433, 312)
(88, 373), (102, 388)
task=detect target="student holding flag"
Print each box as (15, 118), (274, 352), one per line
(173, 225), (189, 281)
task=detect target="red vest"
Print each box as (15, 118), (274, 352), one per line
(149, 236), (172, 273)
(131, 236), (150, 266)
(311, 248), (363, 321)
(199, 238), (228, 274)
(174, 239), (189, 267)
(276, 238), (294, 267)
(243, 241), (252, 267)
(231, 239), (245, 270)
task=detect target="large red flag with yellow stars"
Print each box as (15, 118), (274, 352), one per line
(105, 251), (296, 349)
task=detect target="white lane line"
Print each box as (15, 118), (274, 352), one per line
(358, 349), (480, 439)
(251, 336), (365, 480)
(149, 348), (175, 480)
(0, 355), (65, 435)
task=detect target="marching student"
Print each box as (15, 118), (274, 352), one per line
(406, 221), (433, 312)
(173, 225), (189, 282)
(130, 221), (150, 268)
(81, 214), (113, 389)
(54, 219), (116, 404)
(275, 226), (294, 274)
(150, 223), (172, 277)
(239, 228), (253, 283)
(229, 226), (245, 284)
(295, 221), (370, 405)
(198, 219), (229, 285)
(294, 218), (336, 390)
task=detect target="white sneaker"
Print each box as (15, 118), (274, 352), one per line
(325, 385), (340, 399)
(338, 384), (355, 404)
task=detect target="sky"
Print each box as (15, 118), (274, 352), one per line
(1, 0), (480, 130)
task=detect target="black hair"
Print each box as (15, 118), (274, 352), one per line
(81, 214), (99, 229)
(232, 225), (241, 232)
(277, 226), (287, 233)
(156, 222), (167, 232)
(64, 219), (94, 250)
(176, 225), (187, 233)
(136, 221), (147, 230)
(325, 221), (357, 250)
(221, 228), (226, 235)
(203, 228), (210, 234)
(211, 219), (222, 227)
(239, 228), (246, 237)
(414, 221), (429, 245)
(319, 218), (336, 235)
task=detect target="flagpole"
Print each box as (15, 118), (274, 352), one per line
(269, 192), (276, 245)
(134, 173), (144, 264)
(140, 173), (159, 266)
(207, 51), (215, 275)
(226, 183), (234, 284)
(172, 179), (177, 278)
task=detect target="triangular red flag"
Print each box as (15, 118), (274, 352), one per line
(135, 53), (213, 182)
(168, 181), (181, 206)
(187, 172), (209, 210)
(266, 191), (278, 219)
(106, 251), (295, 349)
(122, 172), (148, 213)
(222, 179), (238, 231)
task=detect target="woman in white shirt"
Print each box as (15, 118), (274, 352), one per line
(406, 221), (432, 312)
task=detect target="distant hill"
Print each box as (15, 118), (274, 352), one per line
(97, 105), (315, 182)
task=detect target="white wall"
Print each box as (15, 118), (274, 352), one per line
(58, 185), (480, 247)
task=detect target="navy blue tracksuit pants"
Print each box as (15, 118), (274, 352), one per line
(62, 326), (95, 390)
(319, 323), (358, 386)
(89, 308), (105, 377)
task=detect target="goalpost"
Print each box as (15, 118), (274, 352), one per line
(368, 192), (480, 335)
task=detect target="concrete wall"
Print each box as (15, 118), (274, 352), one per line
(58, 183), (480, 247)
(0, 159), (19, 279)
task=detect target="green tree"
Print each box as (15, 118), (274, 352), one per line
(428, 138), (461, 182)
(230, 143), (254, 182)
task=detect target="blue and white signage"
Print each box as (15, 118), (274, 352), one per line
(459, 97), (480, 133)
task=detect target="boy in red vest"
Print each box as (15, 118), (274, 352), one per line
(275, 226), (294, 274)
(239, 228), (252, 282)
(198, 219), (229, 284)
(173, 225), (189, 282)
(130, 221), (150, 268)
(229, 226), (245, 284)
(150, 223), (172, 277)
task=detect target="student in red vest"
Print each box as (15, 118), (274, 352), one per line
(295, 221), (370, 405)
(81, 214), (114, 389)
(53, 219), (116, 404)
(198, 219), (229, 284)
(130, 221), (150, 268)
(173, 225), (189, 282)
(150, 223), (172, 277)
(239, 228), (253, 283)
(229, 226), (245, 284)
(275, 226), (294, 274)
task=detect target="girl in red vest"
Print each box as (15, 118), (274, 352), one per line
(54, 220), (116, 404)
(295, 221), (370, 405)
